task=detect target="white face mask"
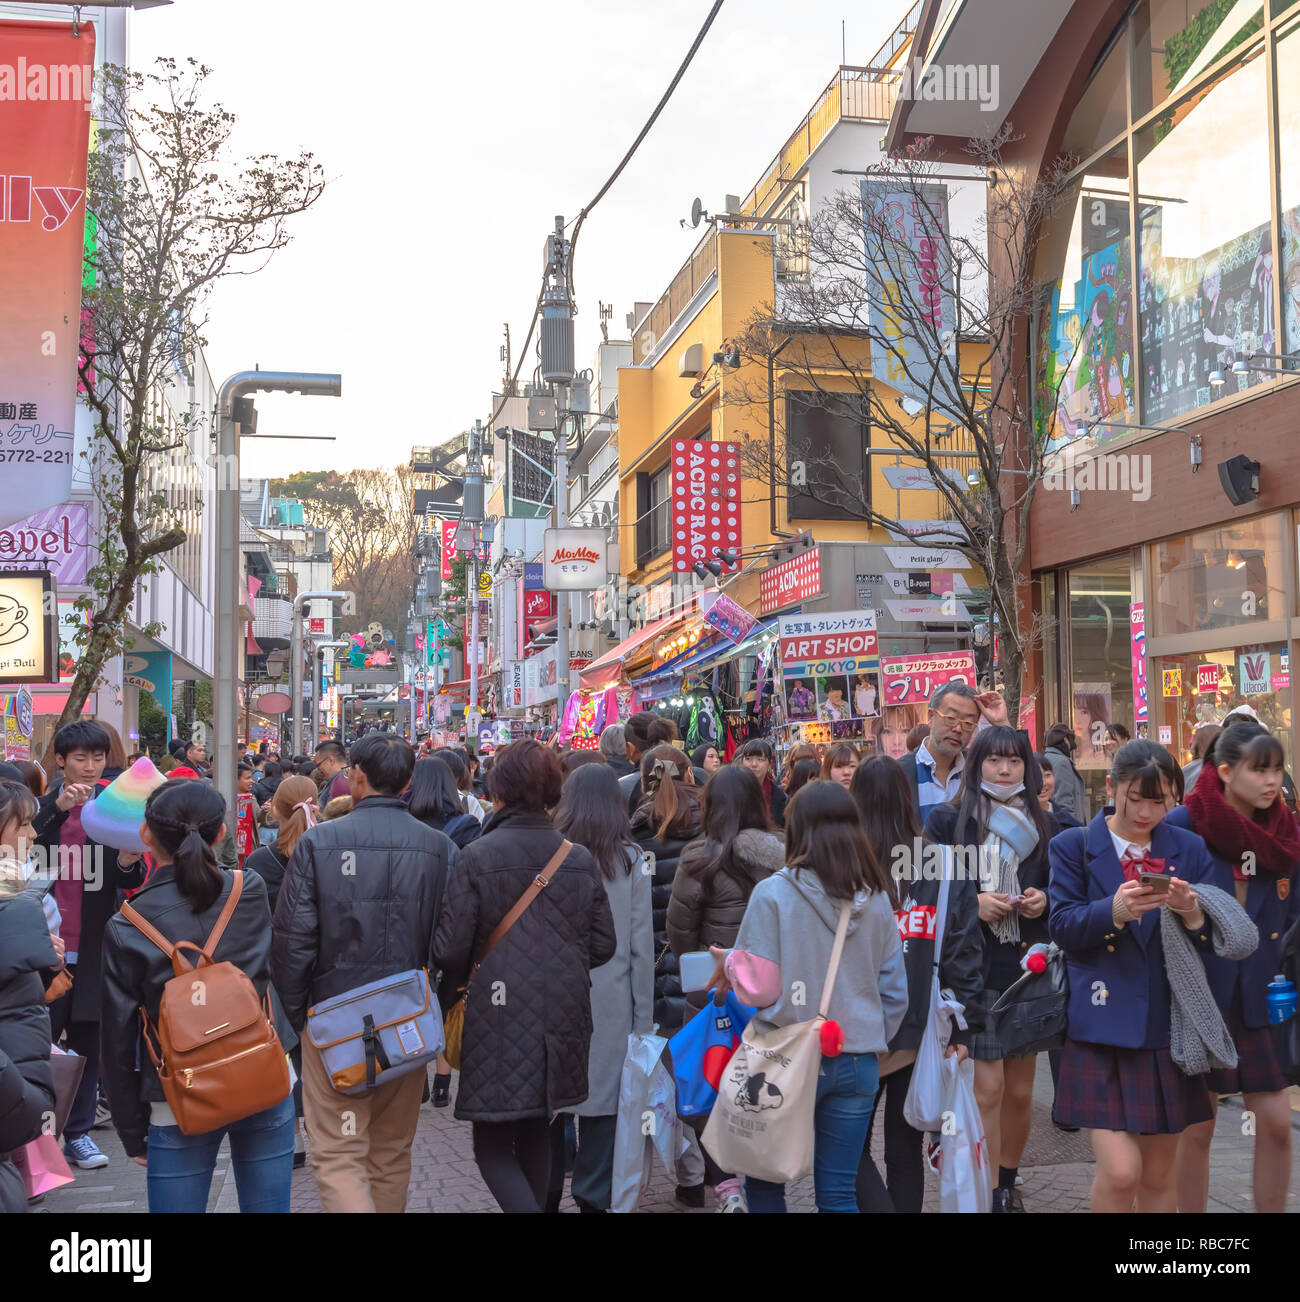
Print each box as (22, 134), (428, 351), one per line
(981, 779), (1025, 803)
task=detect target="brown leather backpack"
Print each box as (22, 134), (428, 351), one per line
(120, 870), (290, 1136)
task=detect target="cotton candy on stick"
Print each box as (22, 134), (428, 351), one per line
(79, 756), (168, 852)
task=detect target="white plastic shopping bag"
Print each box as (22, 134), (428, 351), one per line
(610, 1031), (695, 1213)
(928, 1053), (992, 1214)
(903, 856), (967, 1132)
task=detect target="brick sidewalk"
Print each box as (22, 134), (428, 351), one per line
(38, 1059), (1300, 1214)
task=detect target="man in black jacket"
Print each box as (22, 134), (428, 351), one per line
(272, 733), (456, 1214)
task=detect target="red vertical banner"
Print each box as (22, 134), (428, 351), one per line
(0, 20), (95, 529)
(670, 439), (741, 573)
(439, 519), (457, 581)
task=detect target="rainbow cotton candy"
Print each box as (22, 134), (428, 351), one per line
(80, 756), (168, 852)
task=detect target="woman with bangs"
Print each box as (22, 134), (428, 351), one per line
(924, 725), (1058, 1212)
(820, 742), (861, 790)
(1168, 721), (1299, 1213)
(1050, 740), (1250, 1213)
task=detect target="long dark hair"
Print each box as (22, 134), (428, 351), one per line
(851, 755), (921, 886)
(951, 725), (1053, 846)
(144, 780), (227, 913)
(553, 763), (637, 881)
(1204, 719), (1284, 774)
(785, 759), (821, 799)
(636, 744), (703, 841)
(785, 780), (895, 905)
(681, 766), (773, 889)
(407, 756), (463, 822)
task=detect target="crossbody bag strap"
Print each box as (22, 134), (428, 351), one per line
(469, 839), (573, 983)
(203, 869), (244, 957)
(817, 900), (853, 1020)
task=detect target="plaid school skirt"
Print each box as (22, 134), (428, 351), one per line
(1054, 1037), (1214, 1135)
(1205, 1003), (1288, 1097)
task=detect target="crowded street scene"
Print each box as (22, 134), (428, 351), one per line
(2, 0), (1300, 1275)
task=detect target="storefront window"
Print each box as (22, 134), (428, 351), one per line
(1034, 146), (1137, 450)
(1278, 20), (1300, 357)
(1061, 31), (1128, 160)
(1067, 555), (1135, 809)
(1135, 48), (1272, 423)
(1131, 0), (1265, 120)
(1151, 640), (1291, 764)
(1151, 512), (1286, 635)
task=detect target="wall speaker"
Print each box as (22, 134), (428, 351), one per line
(1217, 455), (1260, 506)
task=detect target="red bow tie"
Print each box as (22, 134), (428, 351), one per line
(1121, 849), (1166, 883)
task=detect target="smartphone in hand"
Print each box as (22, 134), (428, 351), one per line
(679, 951), (717, 992)
(1138, 870), (1171, 892)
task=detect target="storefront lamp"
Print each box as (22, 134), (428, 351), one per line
(1208, 370), (1226, 388)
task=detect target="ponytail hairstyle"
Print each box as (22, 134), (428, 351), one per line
(638, 744), (701, 841)
(143, 779), (227, 913)
(272, 775), (319, 860)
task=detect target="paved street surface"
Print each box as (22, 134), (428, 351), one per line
(37, 1060), (1300, 1214)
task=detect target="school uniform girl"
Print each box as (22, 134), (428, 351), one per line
(1168, 720), (1299, 1213)
(923, 725), (1057, 1213)
(1049, 740), (1238, 1213)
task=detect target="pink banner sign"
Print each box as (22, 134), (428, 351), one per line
(878, 651), (976, 706)
(1129, 602), (1148, 725)
(0, 501), (90, 583)
(703, 592), (758, 645)
(1196, 663), (1220, 695)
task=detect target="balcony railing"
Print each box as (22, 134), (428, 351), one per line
(632, 64), (904, 367)
(739, 66), (903, 219)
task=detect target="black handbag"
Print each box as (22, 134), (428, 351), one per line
(990, 943), (1068, 1057)
(1273, 918), (1300, 1086)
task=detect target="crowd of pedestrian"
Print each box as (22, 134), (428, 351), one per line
(1, 691), (1296, 1216)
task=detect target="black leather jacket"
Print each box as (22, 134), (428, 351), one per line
(271, 796), (457, 1032)
(100, 866), (280, 1158)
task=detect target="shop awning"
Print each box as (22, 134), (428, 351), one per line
(689, 618), (779, 674)
(579, 614), (688, 689)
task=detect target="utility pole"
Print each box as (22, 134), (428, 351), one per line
(460, 420), (486, 743)
(540, 216), (575, 723)
(289, 591), (353, 757)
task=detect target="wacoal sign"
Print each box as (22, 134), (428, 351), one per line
(543, 528), (607, 592)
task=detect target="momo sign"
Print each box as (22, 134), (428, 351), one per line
(760, 546), (821, 615)
(670, 439), (741, 573)
(543, 528), (607, 591)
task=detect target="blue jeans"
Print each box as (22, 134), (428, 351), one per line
(746, 1051), (879, 1213)
(146, 1094), (295, 1213)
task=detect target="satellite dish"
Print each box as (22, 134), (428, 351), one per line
(690, 197), (705, 229)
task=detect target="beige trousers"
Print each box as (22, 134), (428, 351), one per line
(300, 1034), (426, 1213)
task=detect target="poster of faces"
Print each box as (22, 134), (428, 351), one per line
(1073, 681), (1114, 770)
(786, 671), (881, 724)
(1139, 211), (1273, 423)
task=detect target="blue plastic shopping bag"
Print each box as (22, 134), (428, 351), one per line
(668, 991), (754, 1116)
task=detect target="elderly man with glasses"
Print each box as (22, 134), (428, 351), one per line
(895, 682), (1009, 823)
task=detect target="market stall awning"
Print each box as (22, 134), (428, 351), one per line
(689, 618), (778, 674)
(579, 614), (688, 689)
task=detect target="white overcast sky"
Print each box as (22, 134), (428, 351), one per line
(131, 0), (901, 479)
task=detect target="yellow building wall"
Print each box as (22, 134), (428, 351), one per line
(617, 228), (982, 595)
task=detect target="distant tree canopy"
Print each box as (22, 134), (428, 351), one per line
(269, 466), (417, 637)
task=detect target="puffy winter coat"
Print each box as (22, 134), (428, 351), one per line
(272, 795), (457, 1032)
(666, 829), (784, 1015)
(631, 811), (703, 1035)
(0, 894), (57, 1213)
(434, 807), (617, 1122)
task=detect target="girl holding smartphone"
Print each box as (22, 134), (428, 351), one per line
(1049, 740), (1250, 1212)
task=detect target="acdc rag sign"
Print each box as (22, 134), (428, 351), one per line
(670, 439), (741, 574)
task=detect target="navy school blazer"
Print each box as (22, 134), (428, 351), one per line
(1164, 804), (1300, 1029)
(1048, 810), (1220, 1050)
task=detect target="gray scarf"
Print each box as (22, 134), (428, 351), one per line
(1162, 883), (1259, 1076)
(977, 789), (1040, 947)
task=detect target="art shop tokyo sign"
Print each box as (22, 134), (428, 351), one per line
(670, 439), (741, 574)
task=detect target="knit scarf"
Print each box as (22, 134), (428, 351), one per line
(1184, 761), (1300, 879)
(1162, 882), (1259, 1075)
(977, 785), (1040, 947)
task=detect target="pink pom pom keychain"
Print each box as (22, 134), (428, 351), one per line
(820, 1019), (844, 1057)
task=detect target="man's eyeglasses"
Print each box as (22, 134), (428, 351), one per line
(933, 710), (978, 732)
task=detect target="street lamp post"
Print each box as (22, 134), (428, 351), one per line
(214, 370), (341, 812)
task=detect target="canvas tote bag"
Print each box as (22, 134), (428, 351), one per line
(702, 900), (851, 1184)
